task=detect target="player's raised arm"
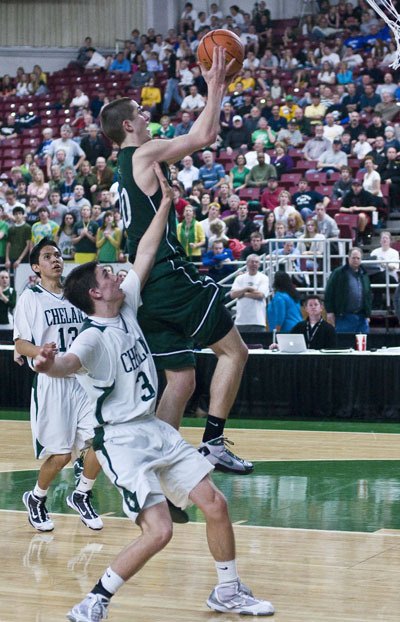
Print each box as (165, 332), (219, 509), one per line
(132, 162), (173, 288)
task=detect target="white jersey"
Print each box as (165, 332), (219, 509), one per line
(13, 283), (86, 370)
(231, 271), (270, 327)
(69, 270), (158, 426)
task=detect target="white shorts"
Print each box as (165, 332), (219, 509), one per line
(30, 374), (95, 459)
(94, 416), (214, 522)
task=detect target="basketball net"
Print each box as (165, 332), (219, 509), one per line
(365, 0), (400, 68)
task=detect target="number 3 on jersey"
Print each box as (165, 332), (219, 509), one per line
(136, 371), (156, 402)
(58, 326), (79, 352)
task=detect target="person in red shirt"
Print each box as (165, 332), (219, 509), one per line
(260, 176), (281, 213)
(172, 182), (189, 221)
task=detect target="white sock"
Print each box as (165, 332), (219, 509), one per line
(33, 484), (48, 498)
(76, 476), (96, 494)
(215, 559), (238, 584)
(100, 567), (125, 595)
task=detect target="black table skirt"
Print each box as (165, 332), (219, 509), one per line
(1, 349), (400, 422)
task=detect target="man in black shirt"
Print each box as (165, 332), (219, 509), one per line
(162, 48), (182, 114)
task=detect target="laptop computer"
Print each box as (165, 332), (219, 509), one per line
(276, 333), (307, 353)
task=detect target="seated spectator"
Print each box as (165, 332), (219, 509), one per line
(171, 182), (189, 221)
(297, 218), (326, 270)
(260, 176), (281, 213)
(71, 87), (89, 110)
(251, 117), (277, 149)
(276, 119), (303, 148)
(304, 94), (327, 125)
(140, 77), (162, 115)
(261, 210), (276, 240)
(194, 190), (211, 221)
(318, 61), (336, 85)
(85, 46), (107, 69)
(76, 159), (98, 203)
(198, 150), (227, 191)
(313, 203), (340, 238)
(241, 231), (269, 259)
(201, 202), (224, 241)
(244, 139), (271, 169)
(332, 165), (354, 200)
(359, 84), (381, 115)
(303, 125), (331, 162)
(224, 202), (258, 242)
(292, 178), (329, 221)
(273, 190), (297, 224)
(215, 182), (232, 214)
(340, 179), (381, 244)
(55, 212), (77, 261)
(47, 191), (68, 225)
(202, 238), (235, 282)
(71, 205), (99, 263)
(80, 124), (111, 166)
(181, 85), (206, 114)
(95, 210), (122, 262)
(353, 131), (373, 160)
(316, 138), (348, 176)
(90, 89), (109, 119)
(0, 114), (21, 141)
(323, 113), (344, 143)
(383, 126), (400, 151)
(224, 115), (249, 155)
(174, 111), (194, 137)
(245, 153), (277, 189)
(230, 254), (269, 333)
(1, 189), (25, 220)
(267, 271), (302, 333)
(130, 61), (154, 88)
(266, 105), (287, 133)
(15, 73), (30, 97)
(367, 113), (386, 144)
(177, 155), (199, 193)
(369, 231), (399, 308)
(286, 212), (305, 238)
(15, 104), (40, 130)
(220, 193), (240, 219)
(76, 36), (93, 67)
(336, 61), (353, 85)
(108, 50), (131, 73)
(27, 169), (50, 208)
(155, 115), (175, 139)
(31, 207), (59, 245)
(229, 153), (250, 191)
(363, 155), (382, 197)
(269, 143), (293, 179)
(34, 128), (54, 167)
(177, 204), (205, 260)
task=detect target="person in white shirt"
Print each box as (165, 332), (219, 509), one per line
(177, 155), (199, 192)
(323, 113), (344, 143)
(362, 155), (382, 197)
(273, 191), (297, 224)
(353, 131), (373, 160)
(370, 231), (399, 307)
(180, 85), (206, 113)
(85, 47), (107, 69)
(71, 87), (89, 109)
(230, 254), (269, 332)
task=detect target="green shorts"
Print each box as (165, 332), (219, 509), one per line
(138, 257), (233, 370)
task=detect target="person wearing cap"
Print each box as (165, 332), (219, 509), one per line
(223, 115), (249, 155)
(340, 179), (382, 245)
(279, 95), (300, 122)
(276, 119), (303, 147)
(304, 94), (327, 125)
(316, 138), (348, 176)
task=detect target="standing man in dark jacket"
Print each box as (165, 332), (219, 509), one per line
(324, 247), (372, 333)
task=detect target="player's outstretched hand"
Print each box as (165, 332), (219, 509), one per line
(199, 46), (238, 89)
(153, 162), (173, 206)
(34, 345), (57, 373)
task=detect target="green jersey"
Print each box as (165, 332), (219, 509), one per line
(118, 147), (185, 263)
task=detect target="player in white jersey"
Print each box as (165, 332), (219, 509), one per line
(34, 163), (274, 622)
(14, 237), (103, 532)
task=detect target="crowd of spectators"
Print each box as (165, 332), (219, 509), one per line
(1, 0), (400, 331)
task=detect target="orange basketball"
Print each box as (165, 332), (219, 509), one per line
(197, 29), (244, 77)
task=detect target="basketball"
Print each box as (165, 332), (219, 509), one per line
(197, 29), (244, 77)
